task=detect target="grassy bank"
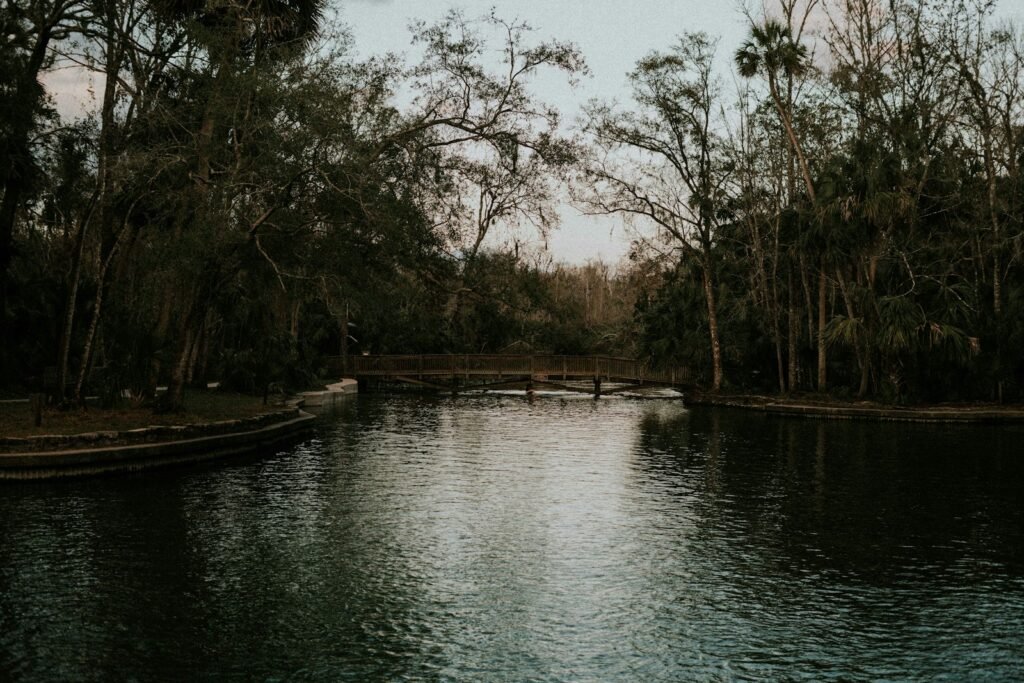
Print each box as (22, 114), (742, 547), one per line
(0, 392), (279, 439)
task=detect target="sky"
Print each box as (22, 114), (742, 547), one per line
(340, 0), (757, 265)
(336, 0), (1024, 265)
(44, 0), (1024, 266)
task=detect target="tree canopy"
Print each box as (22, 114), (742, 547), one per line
(3, 0), (1024, 407)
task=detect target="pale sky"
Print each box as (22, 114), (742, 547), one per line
(338, 0), (1024, 265)
(340, 0), (754, 264)
(45, 0), (1024, 265)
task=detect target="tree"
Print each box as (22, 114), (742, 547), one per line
(736, 16), (832, 393)
(0, 0), (88, 345)
(146, 0), (326, 410)
(581, 33), (731, 390)
(948, 2), (1024, 401)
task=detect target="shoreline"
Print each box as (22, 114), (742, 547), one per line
(0, 408), (318, 480)
(0, 381), (359, 480)
(686, 392), (1024, 423)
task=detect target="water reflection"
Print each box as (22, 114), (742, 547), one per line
(1, 397), (1023, 681)
(657, 409), (1024, 577)
(630, 408), (1024, 680)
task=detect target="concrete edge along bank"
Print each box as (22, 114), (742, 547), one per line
(686, 392), (1024, 423)
(0, 379), (360, 480)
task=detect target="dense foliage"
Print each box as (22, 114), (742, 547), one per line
(2, 0), (1023, 407)
(581, 0), (1024, 402)
(0, 1), (597, 407)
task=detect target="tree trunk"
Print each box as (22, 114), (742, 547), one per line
(772, 215), (785, 393)
(74, 275), (106, 404)
(68, 0), (129, 405)
(702, 261), (723, 392)
(72, 216), (136, 404)
(162, 270), (220, 411)
(339, 305), (349, 375)
(751, 212), (785, 393)
(799, 256), (814, 342)
(72, 244), (126, 404)
(817, 266), (827, 392)
(0, 187), (20, 331)
(196, 34), (239, 191)
(57, 207), (95, 404)
(161, 290), (207, 412)
(148, 292), (174, 396)
(986, 148), (1003, 403)
(775, 332), (786, 394)
(186, 318), (205, 386)
(790, 296), (798, 393)
(769, 76), (816, 204)
(836, 267), (868, 398)
(194, 314), (214, 388)
(164, 326), (196, 412)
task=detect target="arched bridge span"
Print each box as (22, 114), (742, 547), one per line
(326, 354), (693, 395)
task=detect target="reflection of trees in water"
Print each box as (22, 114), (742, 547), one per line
(771, 418), (1024, 579)
(0, 476), (233, 678)
(636, 405), (691, 451)
(633, 404), (698, 492)
(633, 406), (1024, 581)
(0, 408), (436, 681)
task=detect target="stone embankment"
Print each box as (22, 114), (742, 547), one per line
(0, 405), (316, 480)
(0, 380), (361, 480)
(687, 392), (1024, 423)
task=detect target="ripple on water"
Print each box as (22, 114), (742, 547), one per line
(1, 395), (1023, 681)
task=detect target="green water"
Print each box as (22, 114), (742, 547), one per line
(1, 395), (1023, 681)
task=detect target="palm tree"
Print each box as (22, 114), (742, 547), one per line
(735, 20), (815, 203)
(156, 0), (325, 411)
(161, 0), (324, 54)
(736, 20), (830, 392)
(161, 0), (325, 185)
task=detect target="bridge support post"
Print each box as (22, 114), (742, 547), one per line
(451, 354), (456, 394)
(30, 393), (44, 427)
(593, 376), (602, 398)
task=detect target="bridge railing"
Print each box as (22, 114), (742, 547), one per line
(332, 354), (692, 386)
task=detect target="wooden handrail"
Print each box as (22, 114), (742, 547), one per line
(327, 354), (692, 386)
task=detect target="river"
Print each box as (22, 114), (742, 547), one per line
(2, 394), (1023, 681)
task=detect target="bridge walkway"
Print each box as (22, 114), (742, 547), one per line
(325, 354), (693, 395)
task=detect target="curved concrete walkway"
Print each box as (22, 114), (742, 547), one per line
(298, 378), (358, 409)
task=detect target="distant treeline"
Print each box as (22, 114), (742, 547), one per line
(2, 0), (1023, 406)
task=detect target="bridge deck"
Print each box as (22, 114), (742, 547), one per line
(327, 354), (692, 389)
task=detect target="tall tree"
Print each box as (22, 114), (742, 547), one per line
(581, 33), (731, 390)
(736, 17), (831, 392)
(0, 0), (87, 342)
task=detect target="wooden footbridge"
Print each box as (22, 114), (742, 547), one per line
(326, 354), (693, 396)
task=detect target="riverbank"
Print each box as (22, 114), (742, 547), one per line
(0, 391), (282, 439)
(0, 405), (316, 480)
(686, 391), (1024, 423)
(0, 390), (329, 480)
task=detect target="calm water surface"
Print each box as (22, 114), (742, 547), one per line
(1, 395), (1023, 681)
